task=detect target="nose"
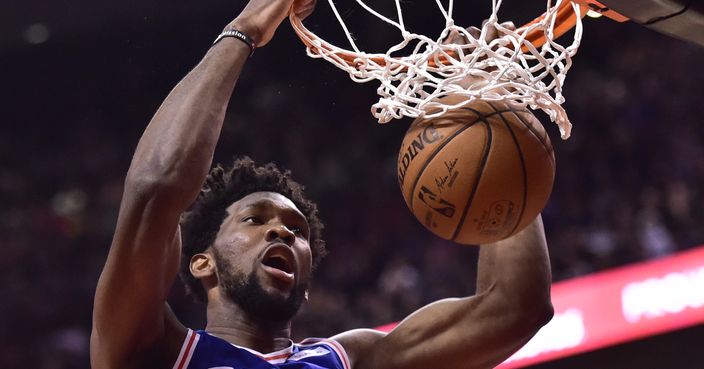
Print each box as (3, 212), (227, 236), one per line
(265, 224), (295, 246)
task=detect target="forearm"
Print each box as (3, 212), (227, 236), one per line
(127, 37), (250, 205)
(476, 216), (553, 316)
(346, 217), (552, 369)
(123, 0), (318, 205)
(92, 2), (317, 366)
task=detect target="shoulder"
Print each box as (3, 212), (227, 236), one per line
(329, 329), (387, 369)
(90, 303), (186, 369)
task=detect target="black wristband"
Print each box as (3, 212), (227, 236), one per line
(213, 29), (255, 56)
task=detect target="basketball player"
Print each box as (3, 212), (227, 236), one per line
(90, 0), (554, 368)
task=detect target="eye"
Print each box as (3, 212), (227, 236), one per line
(289, 225), (308, 238)
(242, 216), (262, 224)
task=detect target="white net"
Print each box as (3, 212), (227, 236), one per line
(291, 0), (583, 139)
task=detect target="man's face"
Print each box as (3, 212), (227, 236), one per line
(210, 192), (313, 322)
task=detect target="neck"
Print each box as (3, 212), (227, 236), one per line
(205, 295), (293, 353)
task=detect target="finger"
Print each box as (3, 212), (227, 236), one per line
(302, 8), (315, 18)
(443, 29), (463, 44)
(479, 19), (499, 42)
(293, 0), (314, 8)
(485, 23), (498, 42)
(466, 26), (481, 40)
(500, 21), (517, 32)
(497, 21), (517, 38)
(293, 0), (316, 18)
(294, 4), (315, 19)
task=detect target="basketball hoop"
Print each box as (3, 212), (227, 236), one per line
(290, 0), (604, 139)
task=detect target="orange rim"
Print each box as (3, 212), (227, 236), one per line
(290, 1), (588, 69)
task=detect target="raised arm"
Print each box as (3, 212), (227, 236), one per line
(90, 1), (315, 368)
(336, 216), (553, 369)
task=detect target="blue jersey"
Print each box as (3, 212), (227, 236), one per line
(172, 329), (351, 369)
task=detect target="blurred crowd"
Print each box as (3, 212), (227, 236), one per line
(2, 13), (704, 369)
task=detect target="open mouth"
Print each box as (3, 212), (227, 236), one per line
(260, 245), (296, 284)
(262, 255), (293, 274)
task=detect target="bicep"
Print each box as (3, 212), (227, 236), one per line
(92, 189), (186, 366)
(353, 292), (538, 369)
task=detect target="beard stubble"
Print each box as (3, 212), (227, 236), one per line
(213, 248), (308, 323)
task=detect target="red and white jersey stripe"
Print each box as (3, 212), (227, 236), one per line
(172, 329), (350, 369)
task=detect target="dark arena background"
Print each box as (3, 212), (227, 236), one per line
(2, 1), (704, 368)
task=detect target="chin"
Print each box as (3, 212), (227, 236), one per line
(222, 272), (305, 323)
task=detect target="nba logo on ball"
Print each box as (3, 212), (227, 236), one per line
(398, 100), (555, 245)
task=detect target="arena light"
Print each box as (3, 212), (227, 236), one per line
(24, 23), (51, 44)
(586, 9), (604, 18)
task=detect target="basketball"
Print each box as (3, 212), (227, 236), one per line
(397, 99), (555, 245)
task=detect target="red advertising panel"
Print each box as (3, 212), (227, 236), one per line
(499, 246), (704, 368)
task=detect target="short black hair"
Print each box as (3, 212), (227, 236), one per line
(179, 156), (326, 302)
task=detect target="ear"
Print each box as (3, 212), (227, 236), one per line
(190, 252), (216, 279)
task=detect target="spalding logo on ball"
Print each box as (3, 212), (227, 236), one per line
(397, 99), (555, 245)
